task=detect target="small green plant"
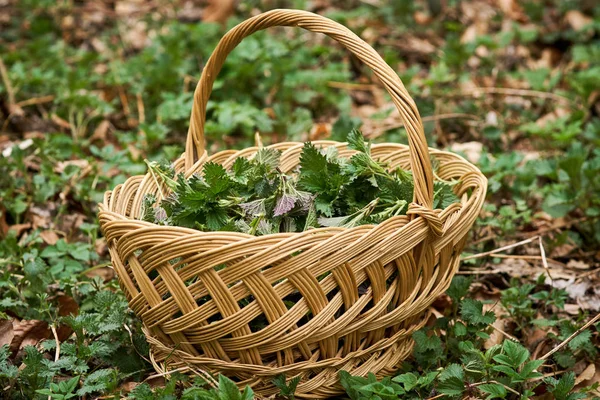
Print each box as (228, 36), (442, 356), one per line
(35, 376), (80, 400)
(141, 130), (458, 233)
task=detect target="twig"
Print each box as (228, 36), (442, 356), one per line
(426, 393), (446, 400)
(539, 312), (600, 361)
(491, 321), (519, 342)
(368, 113), (479, 138)
(15, 95), (55, 108)
(50, 324), (60, 362)
(461, 236), (539, 261)
(538, 236), (553, 282)
(0, 56), (15, 106)
(493, 254), (564, 266)
(473, 216), (597, 245)
(327, 81), (377, 91)
(453, 87), (574, 106)
(49, 324), (61, 400)
(118, 86), (131, 116)
(484, 380), (521, 396)
(136, 93), (145, 124)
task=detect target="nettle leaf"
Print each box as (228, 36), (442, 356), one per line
(460, 298), (496, 325)
(346, 128), (370, 153)
(568, 329), (592, 350)
(553, 351), (576, 369)
(546, 372), (586, 400)
(518, 359), (544, 380)
(145, 130), (455, 234)
(447, 276), (473, 303)
(478, 383), (507, 399)
(392, 372), (418, 391)
(437, 364), (465, 396)
(253, 148), (281, 169)
(494, 340), (530, 369)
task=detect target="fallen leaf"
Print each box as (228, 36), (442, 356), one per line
(309, 122), (331, 141)
(0, 319), (14, 347)
(0, 205), (8, 237)
(85, 266), (115, 282)
(54, 159), (90, 174)
(55, 295), (79, 341)
(567, 259), (590, 270)
(120, 381), (139, 393)
(8, 223), (31, 237)
(50, 114), (71, 130)
(10, 320), (51, 353)
(450, 141), (483, 164)
(525, 326), (548, 351)
(536, 108), (569, 128)
(91, 119), (111, 141)
(575, 363), (596, 385)
(564, 304), (581, 315)
(565, 10), (592, 31)
(485, 317), (506, 349)
(40, 230), (59, 245)
(461, 25), (478, 44)
(413, 11), (431, 25)
(203, 0), (234, 24)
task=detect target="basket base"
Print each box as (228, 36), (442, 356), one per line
(144, 315), (428, 399)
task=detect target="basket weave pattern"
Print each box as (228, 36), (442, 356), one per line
(98, 9), (487, 399)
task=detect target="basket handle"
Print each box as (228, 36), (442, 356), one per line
(186, 9), (434, 209)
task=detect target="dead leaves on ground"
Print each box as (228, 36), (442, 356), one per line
(1, 295), (79, 360)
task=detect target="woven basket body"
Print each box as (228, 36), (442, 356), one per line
(99, 9), (486, 399)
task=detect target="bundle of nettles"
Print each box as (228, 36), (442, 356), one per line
(141, 130), (459, 235)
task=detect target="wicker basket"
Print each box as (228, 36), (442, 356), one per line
(98, 9), (486, 399)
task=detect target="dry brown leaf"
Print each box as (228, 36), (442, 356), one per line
(55, 295), (79, 341)
(536, 108), (569, 128)
(461, 25), (478, 44)
(0, 205), (8, 238)
(0, 319), (14, 347)
(85, 266), (115, 282)
(576, 363), (596, 385)
(10, 320), (51, 353)
(525, 326), (548, 351)
(485, 318), (506, 349)
(54, 159), (90, 174)
(402, 36), (437, 55)
(203, 0), (235, 24)
(450, 142), (483, 164)
(120, 381), (139, 393)
(92, 119), (111, 141)
(123, 20), (149, 50)
(50, 113), (71, 130)
(564, 304), (581, 315)
(567, 259), (590, 270)
(309, 122), (331, 141)
(40, 230), (59, 245)
(575, 363), (600, 391)
(95, 237), (108, 256)
(551, 243), (576, 258)
(565, 10), (593, 31)
(413, 11), (431, 25)
(9, 223), (31, 237)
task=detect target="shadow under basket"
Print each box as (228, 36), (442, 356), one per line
(98, 9), (487, 399)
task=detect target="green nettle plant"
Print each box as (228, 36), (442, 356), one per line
(141, 130), (459, 233)
(336, 277), (599, 400)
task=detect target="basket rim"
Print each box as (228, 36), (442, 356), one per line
(99, 141), (487, 241)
